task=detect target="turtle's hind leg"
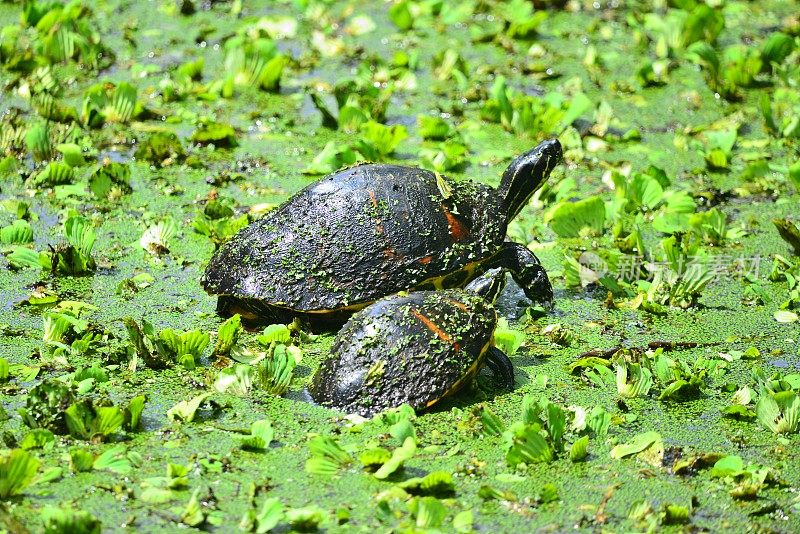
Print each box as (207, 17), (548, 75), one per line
(484, 346), (515, 389)
(216, 296), (292, 326)
(481, 242), (553, 305)
(216, 296), (353, 332)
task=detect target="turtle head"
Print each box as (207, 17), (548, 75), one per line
(465, 268), (506, 303)
(498, 138), (563, 221)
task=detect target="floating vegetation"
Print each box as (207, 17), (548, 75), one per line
(0, 0), (798, 531)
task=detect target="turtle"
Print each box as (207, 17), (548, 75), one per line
(201, 138), (562, 329)
(309, 268), (514, 417)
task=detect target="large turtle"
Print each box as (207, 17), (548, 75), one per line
(309, 269), (513, 417)
(201, 138), (562, 328)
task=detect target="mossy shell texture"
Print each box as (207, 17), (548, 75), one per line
(201, 163), (506, 312)
(310, 289), (497, 416)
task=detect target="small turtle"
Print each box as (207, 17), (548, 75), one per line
(201, 139), (562, 328)
(309, 268), (514, 417)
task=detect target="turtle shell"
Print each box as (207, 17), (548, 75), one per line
(201, 164), (506, 314)
(308, 288), (497, 417)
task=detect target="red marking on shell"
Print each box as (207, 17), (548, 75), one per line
(368, 190), (385, 235)
(411, 309), (461, 352)
(446, 298), (469, 313)
(441, 204), (469, 242)
(418, 255), (433, 264)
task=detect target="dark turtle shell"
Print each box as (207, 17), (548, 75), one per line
(201, 164), (505, 315)
(308, 288), (497, 417)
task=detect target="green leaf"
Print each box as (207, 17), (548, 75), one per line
(302, 141), (360, 175)
(558, 92), (592, 131)
(705, 148), (728, 169)
(761, 32), (796, 67)
(388, 1), (413, 31)
(89, 162), (131, 199)
(65, 403), (124, 441)
(539, 483), (559, 503)
(453, 509), (473, 533)
(547, 196), (606, 238)
(356, 121), (408, 159)
(42, 312), (75, 345)
(30, 161), (75, 187)
(167, 393), (212, 423)
(69, 448), (94, 473)
(7, 246), (51, 270)
(109, 82), (137, 123)
(214, 364), (254, 396)
(140, 217), (179, 255)
(134, 131), (186, 165)
(257, 344), (298, 395)
(543, 401), (566, 452)
(286, 506), (327, 532)
(214, 314), (242, 357)
(493, 317), (525, 357)
(42, 506), (101, 534)
(250, 498), (284, 533)
(710, 455), (743, 478)
(19, 429), (54, 450)
(82, 82), (140, 126)
(257, 324), (291, 345)
(0, 219), (34, 244)
(374, 436), (417, 479)
(417, 116), (451, 140)
(159, 328), (209, 364)
(652, 212), (691, 234)
(305, 435), (352, 475)
(419, 141), (467, 173)
(663, 504), (690, 525)
(570, 435), (589, 462)
(410, 496), (447, 528)
(223, 36), (286, 92)
(479, 405), (506, 436)
(759, 94), (779, 135)
(610, 431), (664, 462)
(397, 471), (455, 497)
(241, 419), (274, 451)
(56, 216), (96, 274)
(686, 41), (720, 78)
(681, 4), (724, 47)
(181, 488), (206, 527)
(504, 422), (554, 466)
(615, 361), (653, 398)
(478, 484), (517, 501)
(0, 449), (40, 498)
(190, 122), (238, 147)
(389, 417), (416, 445)
(93, 445), (131, 474)
(774, 310), (798, 324)
(628, 173), (664, 210)
(359, 447), (392, 471)
(773, 219), (800, 255)
(756, 391), (799, 434)
(56, 143), (86, 167)
(26, 122), (53, 162)
(124, 395), (146, 431)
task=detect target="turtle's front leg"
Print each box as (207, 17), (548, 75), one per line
(483, 242), (553, 305)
